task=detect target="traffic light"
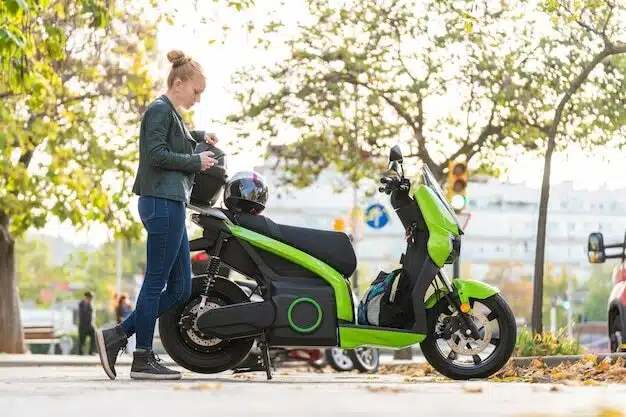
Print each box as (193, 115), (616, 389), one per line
(447, 161), (468, 212)
(332, 217), (346, 232)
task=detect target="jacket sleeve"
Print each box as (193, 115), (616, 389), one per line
(190, 130), (205, 143)
(144, 104), (202, 173)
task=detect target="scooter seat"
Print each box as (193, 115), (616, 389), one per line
(234, 213), (357, 277)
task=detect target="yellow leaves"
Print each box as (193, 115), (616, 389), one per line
(596, 407), (625, 417)
(378, 363), (436, 378)
(490, 356), (626, 385)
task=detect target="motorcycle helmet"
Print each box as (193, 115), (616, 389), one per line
(223, 171), (269, 215)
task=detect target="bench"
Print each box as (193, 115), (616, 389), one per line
(23, 326), (61, 354)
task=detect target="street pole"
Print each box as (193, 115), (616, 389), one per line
(352, 184), (359, 297)
(567, 274), (573, 339)
(550, 298), (557, 334)
(115, 239), (122, 296)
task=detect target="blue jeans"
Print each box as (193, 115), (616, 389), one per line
(121, 196), (192, 349)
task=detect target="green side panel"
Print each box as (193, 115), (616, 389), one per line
(227, 224), (354, 322)
(338, 326), (426, 349)
(453, 278), (499, 304)
(414, 185), (458, 267)
(425, 288), (448, 309)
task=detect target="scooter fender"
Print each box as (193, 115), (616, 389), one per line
(424, 279), (499, 309)
(453, 278), (499, 304)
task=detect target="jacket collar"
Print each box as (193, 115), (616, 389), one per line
(160, 94), (183, 120)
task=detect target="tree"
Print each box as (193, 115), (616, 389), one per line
(226, 0), (559, 186)
(0, 0), (158, 353)
(531, 0), (626, 334)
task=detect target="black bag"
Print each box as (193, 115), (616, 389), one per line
(357, 268), (414, 329)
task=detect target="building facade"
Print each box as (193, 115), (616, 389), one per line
(253, 159), (626, 286)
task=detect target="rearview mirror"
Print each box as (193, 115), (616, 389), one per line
(390, 145), (403, 163)
(588, 232), (606, 263)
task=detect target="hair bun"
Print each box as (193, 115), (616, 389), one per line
(167, 50), (191, 67)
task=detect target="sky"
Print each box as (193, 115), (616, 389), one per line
(33, 0), (626, 246)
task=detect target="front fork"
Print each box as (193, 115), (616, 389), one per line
(437, 270), (482, 340)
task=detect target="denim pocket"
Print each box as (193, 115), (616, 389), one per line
(138, 196), (168, 222)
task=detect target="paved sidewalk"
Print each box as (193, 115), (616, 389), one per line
(1, 366), (626, 417)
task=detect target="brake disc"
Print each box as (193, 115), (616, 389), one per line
(446, 310), (492, 356)
(186, 301), (222, 347)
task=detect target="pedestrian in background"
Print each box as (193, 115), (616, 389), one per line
(77, 291), (96, 355)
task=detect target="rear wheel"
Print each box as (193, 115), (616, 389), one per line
(159, 276), (254, 374)
(420, 294), (516, 380)
(348, 347), (380, 373)
(609, 312), (623, 353)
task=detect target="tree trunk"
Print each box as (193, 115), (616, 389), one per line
(0, 212), (25, 353)
(532, 47), (616, 334)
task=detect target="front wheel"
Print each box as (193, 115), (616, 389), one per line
(325, 348), (354, 372)
(420, 294), (516, 380)
(609, 313), (623, 353)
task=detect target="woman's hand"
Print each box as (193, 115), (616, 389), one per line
(204, 132), (218, 145)
(199, 151), (217, 171)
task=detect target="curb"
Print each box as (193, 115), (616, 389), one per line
(2, 353), (625, 369)
(0, 354), (178, 368)
(379, 353), (626, 369)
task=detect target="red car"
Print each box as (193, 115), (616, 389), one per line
(587, 232), (626, 352)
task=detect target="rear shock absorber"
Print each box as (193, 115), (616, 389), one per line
(203, 255), (221, 295)
(199, 233), (227, 308)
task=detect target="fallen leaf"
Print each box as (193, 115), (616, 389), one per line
(366, 376), (378, 380)
(461, 384), (483, 393)
(549, 385), (560, 392)
(596, 407), (625, 417)
(583, 379), (606, 387)
(365, 386), (406, 394)
(403, 377), (419, 383)
(233, 374), (255, 380)
(189, 383), (222, 391)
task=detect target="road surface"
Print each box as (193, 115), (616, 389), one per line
(1, 365), (625, 416)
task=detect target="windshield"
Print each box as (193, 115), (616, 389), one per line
(421, 165), (462, 230)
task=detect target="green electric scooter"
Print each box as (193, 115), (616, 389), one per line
(158, 145), (517, 380)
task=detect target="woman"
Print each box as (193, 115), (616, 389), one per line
(115, 294), (132, 324)
(96, 50), (218, 380)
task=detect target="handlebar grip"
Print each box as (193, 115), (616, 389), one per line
(380, 177), (391, 184)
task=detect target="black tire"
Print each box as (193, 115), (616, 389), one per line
(159, 276), (254, 374)
(609, 312), (623, 353)
(348, 348), (380, 373)
(420, 294), (516, 380)
(325, 348), (354, 372)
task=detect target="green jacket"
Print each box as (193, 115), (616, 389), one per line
(132, 95), (205, 204)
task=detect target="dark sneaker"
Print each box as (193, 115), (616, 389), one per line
(130, 350), (181, 380)
(95, 325), (128, 380)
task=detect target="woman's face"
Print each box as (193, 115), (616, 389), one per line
(172, 74), (206, 110)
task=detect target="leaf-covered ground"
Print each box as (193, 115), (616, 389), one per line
(377, 355), (626, 385)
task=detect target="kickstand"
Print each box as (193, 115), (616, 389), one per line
(258, 333), (273, 380)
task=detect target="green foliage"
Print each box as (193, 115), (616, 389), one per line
(226, 0), (625, 187)
(0, 0), (162, 239)
(515, 326), (584, 357)
(15, 236), (146, 310)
